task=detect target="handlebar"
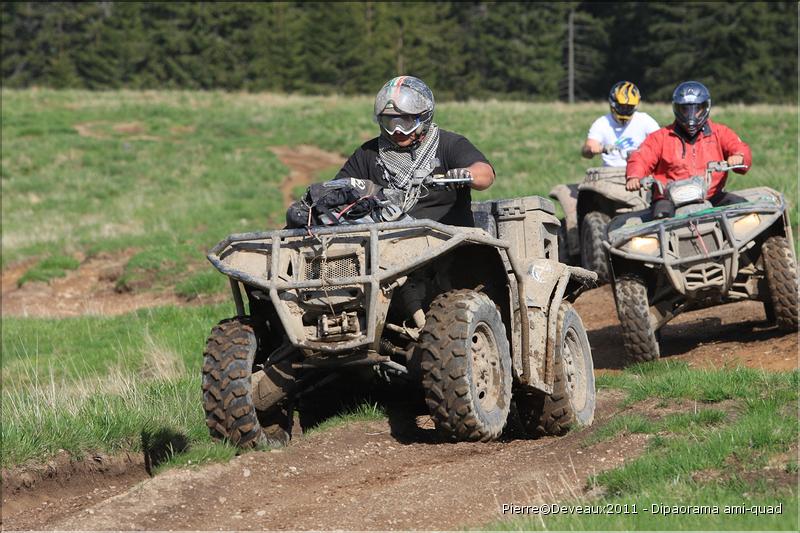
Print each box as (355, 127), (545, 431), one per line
(427, 175), (473, 186)
(637, 161), (747, 195)
(707, 161), (747, 173)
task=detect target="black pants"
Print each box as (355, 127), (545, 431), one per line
(651, 191), (747, 219)
(652, 199), (675, 219)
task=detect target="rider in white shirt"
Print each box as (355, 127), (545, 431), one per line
(581, 81), (660, 167)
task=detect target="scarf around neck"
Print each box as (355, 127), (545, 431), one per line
(377, 124), (440, 190)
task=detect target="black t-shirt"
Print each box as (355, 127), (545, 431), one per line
(334, 129), (491, 226)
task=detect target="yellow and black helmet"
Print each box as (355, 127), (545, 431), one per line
(608, 81), (641, 124)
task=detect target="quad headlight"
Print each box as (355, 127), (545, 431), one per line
(627, 235), (660, 256)
(732, 213), (761, 239)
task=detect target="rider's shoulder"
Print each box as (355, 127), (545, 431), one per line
(704, 119), (736, 135)
(356, 137), (380, 153)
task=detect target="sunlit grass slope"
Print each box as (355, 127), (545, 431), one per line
(2, 90), (797, 272)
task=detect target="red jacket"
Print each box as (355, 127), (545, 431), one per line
(626, 119), (752, 200)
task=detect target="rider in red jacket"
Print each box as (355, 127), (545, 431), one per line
(626, 81), (751, 218)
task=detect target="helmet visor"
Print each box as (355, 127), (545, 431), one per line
(613, 103), (637, 117)
(674, 102), (709, 124)
(378, 114), (422, 135)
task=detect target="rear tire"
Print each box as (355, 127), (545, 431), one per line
(515, 302), (596, 437)
(202, 318), (293, 448)
(557, 217), (572, 265)
(581, 211), (611, 284)
(614, 276), (660, 363)
(762, 236), (799, 332)
(420, 290), (512, 442)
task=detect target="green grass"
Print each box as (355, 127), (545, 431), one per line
(493, 362), (799, 531)
(302, 402), (387, 436)
(1, 303), (231, 387)
(1, 92), (797, 527)
(17, 255), (80, 286)
(2, 91), (797, 275)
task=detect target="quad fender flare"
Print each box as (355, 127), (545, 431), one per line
(517, 259), (596, 392)
(549, 183), (580, 256)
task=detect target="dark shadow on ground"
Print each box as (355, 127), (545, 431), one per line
(589, 316), (784, 370)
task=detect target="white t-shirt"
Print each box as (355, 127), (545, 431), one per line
(587, 111), (660, 167)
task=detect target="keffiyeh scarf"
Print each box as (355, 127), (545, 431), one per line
(377, 124), (440, 190)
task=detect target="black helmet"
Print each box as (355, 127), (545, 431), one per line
(672, 81), (711, 137)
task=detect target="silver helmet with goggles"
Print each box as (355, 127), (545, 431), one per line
(374, 76), (435, 139)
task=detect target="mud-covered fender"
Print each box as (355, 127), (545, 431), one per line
(577, 167), (650, 216)
(549, 183), (580, 256)
(516, 258), (597, 393)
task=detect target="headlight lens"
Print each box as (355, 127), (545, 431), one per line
(732, 213), (760, 239)
(628, 235), (660, 256)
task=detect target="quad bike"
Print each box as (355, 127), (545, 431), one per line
(549, 147), (649, 284)
(202, 171), (598, 448)
(604, 161), (799, 363)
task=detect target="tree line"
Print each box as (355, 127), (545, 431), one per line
(2, 1), (797, 103)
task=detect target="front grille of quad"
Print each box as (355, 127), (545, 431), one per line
(684, 263), (725, 291)
(304, 255), (360, 281)
(677, 233), (718, 258)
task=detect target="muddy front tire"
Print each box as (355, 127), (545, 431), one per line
(202, 318), (292, 448)
(515, 302), (595, 437)
(762, 236), (799, 332)
(580, 211), (611, 284)
(615, 275), (660, 363)
(420, 290), (512, 442)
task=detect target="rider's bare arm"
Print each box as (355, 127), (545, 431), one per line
(582, 139), (602, 159)
(468, 161), (495, 191)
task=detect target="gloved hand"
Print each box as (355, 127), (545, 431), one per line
(443, 168), (473, 189)
(602, 143), (620, 155)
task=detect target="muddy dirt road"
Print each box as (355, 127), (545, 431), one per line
(5, 390), (647, 531)
(2, 144), (796, 530)
(3, 286), (796, 531)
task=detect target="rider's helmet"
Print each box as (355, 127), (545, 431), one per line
(608, 81), (641, 124)
(672, 81), (711, 137)
(374, 76), (435, 142)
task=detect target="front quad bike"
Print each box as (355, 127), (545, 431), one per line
(203, 195), (597, 447)
(605, 161), (799, 363)
(550, 164), (650, 284)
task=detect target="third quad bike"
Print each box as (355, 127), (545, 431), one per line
(605, 161), (799, 362)
(550, 159), (649, 284)
(202, 171), (597, 447)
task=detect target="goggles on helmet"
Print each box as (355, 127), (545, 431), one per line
(378, 113), (422, 135)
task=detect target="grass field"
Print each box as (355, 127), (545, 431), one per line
(1, 90), (797, 529)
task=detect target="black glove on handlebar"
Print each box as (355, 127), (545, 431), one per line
(443, 168), (473, 190)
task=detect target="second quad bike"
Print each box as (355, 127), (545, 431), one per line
(605, 161), (799, 363)
(549, 161), (650, 284)
(202, 172), (598, 448)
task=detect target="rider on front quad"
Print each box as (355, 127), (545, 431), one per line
(337, 75), (495, 226)
(202, 76), (598, 448)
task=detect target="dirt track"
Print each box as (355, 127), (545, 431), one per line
(2, 146), (797, 530)
(3, 285), (796, 531)
(5, 389), (649, 531)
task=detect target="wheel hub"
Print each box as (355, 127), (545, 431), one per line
(470, 322), (502, 412)
(562, 326), (587, 411)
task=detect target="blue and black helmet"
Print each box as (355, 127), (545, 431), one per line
(672, 81), (711, 136)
